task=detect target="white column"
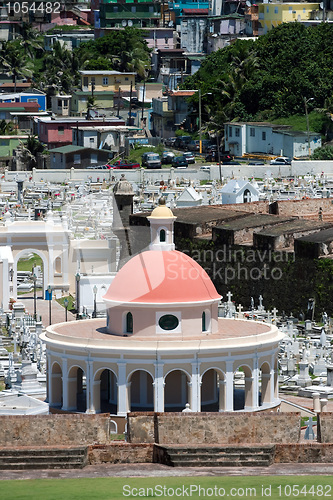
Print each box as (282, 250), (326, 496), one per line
(225, 360), (234, 411)
(191, 361), (201, 412)
(252, 360), (259, 409)
(154, 361), (164, 412)
(61, 358), (68, 411)
(117, 362), (127, 416)
(218, 379), (226, 412)
(269, 367), (275, 404)
(86, 360), (95, 413)
(47, 354), (52, 404)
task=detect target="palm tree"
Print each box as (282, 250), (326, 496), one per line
(17, 135), (45, 171)
(17, 23), (44, 58)
(0, 41), (33, 92)
(0, 120), (15, 135)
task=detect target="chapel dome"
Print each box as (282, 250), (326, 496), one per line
(149, 198), (174, 219)
(103, 250), (221, 304)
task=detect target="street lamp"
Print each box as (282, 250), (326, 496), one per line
(93, 285), (98, 318)
(32, 274), (37, 321)
(47, 285), (52, 326)
(76, 272), (81, 320)
(64, 298), (69, 322)
(304, 97), (314, 158)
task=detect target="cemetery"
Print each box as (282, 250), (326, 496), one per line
(1, 169), (333, 469)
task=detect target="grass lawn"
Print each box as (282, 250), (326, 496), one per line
(1, 476), (332, 500)
(17, 254), (43, 272)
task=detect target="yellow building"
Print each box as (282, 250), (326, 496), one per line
(257, 3), (320, 34)
(79, 71), (136, 93)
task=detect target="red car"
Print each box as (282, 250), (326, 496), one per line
(108, 160), (140, 169)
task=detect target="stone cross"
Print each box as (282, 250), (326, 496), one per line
(258, 295), (264, 311)
(227, 291), (233, 303)
(237, 304), (243, 315)
(251, 297), (254, 310)
(304, 417), (315, 440)
(272, 307), (278, 320)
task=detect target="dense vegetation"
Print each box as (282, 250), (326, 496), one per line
(184, 22), (333, 139)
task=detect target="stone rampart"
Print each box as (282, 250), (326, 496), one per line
(0, 414), (111, 446)
(317, 413), (333, 443)
(88, 443), (153, 464)
(127, 412), (301, 444)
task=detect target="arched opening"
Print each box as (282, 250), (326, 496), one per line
(51, 362), (62, 408)
(260, 362), (271, 407)
(14, 251), (44, 304)
(67, 366), (86, 412)
(164, 369), (189, 411)
(125, 312), (133, 334)
(243, 189), (251, 203)
(99, 369), (118, 414)
(201, 368), (225, 411)
(233, 365), (253, 411)
(159, 229), (166, 242)
(128, 370), (154, 411)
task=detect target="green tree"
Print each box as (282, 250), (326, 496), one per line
(17, 135), (46, 170)
(0, 41), (33, 92)
(17, 23), (44, 58)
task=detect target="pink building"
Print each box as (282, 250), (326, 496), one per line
(35, 117), (125, 150)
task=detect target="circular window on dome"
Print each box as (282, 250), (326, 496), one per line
(158, 314), (179, 331)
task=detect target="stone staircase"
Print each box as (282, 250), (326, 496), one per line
(0, 446), (88, 469)
(154, 444), (276, 467)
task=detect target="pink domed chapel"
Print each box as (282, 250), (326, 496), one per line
(42, 201), (284, 419)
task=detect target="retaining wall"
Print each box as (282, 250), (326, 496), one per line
(0, 414), (111, 446)
(127, 412), (301, 445)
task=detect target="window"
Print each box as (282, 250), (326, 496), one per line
(243, 189), (251, 203)
(289, 6), (292, 11)
(126, 312), (133, 333)
(149, 5), (153, 12)
(91, 153), (98, 164)
(125, 77), (129, 81)
(58, 126), (64, 135)
(131, 6), (136, 12)
(102, 77), (109, 85)
(266, 6), (269, 13)
(274, 7), (278, 13)
(89, 137), (94, 143)
(160, 229), (166, 242)
(63, 100), (68, 108)
(74, 154), (80, 164)
(158, 314), (179, 331)
(113, 5), (118, 11)
(229, 127), (232, 137)
(235, 128), (240, 137)
(250, 128), (255, 137)
(55, 257), (62, 274)
(58, 99), (62, 107)
(202, 312), (206, 332)
(262, 131), (266, 141)
(27, 98), (38, 103)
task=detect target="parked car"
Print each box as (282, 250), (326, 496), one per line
(87, 165), (109, 170)
(205, 149), (233, 163)
(108, 160), (140, 169)
(161, 151), (175, 164)
(270, 157), (292, 165)
(164, 137), (177, 147)
(141, 152), (162, 169)
(182, 152), (195, 164)
(188, 140), (200, 152)
(172, 156), (188, 168)
(174, 136), (192, 150)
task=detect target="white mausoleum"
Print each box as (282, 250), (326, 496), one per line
(41, 200), (284, 417)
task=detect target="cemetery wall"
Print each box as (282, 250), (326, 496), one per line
(317, 413), (333, 443)
(88, 443), (154, 464)
(127, 412), (301, 445)
(274, 444), (333, 463)
(0, 414), (111, 446)
(271, 198), (333, 217)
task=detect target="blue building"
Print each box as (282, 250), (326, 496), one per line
(0, 90), (47, 112)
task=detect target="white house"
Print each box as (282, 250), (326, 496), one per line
(221, 180), (260, 204)
(224, 122), (321, 158)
